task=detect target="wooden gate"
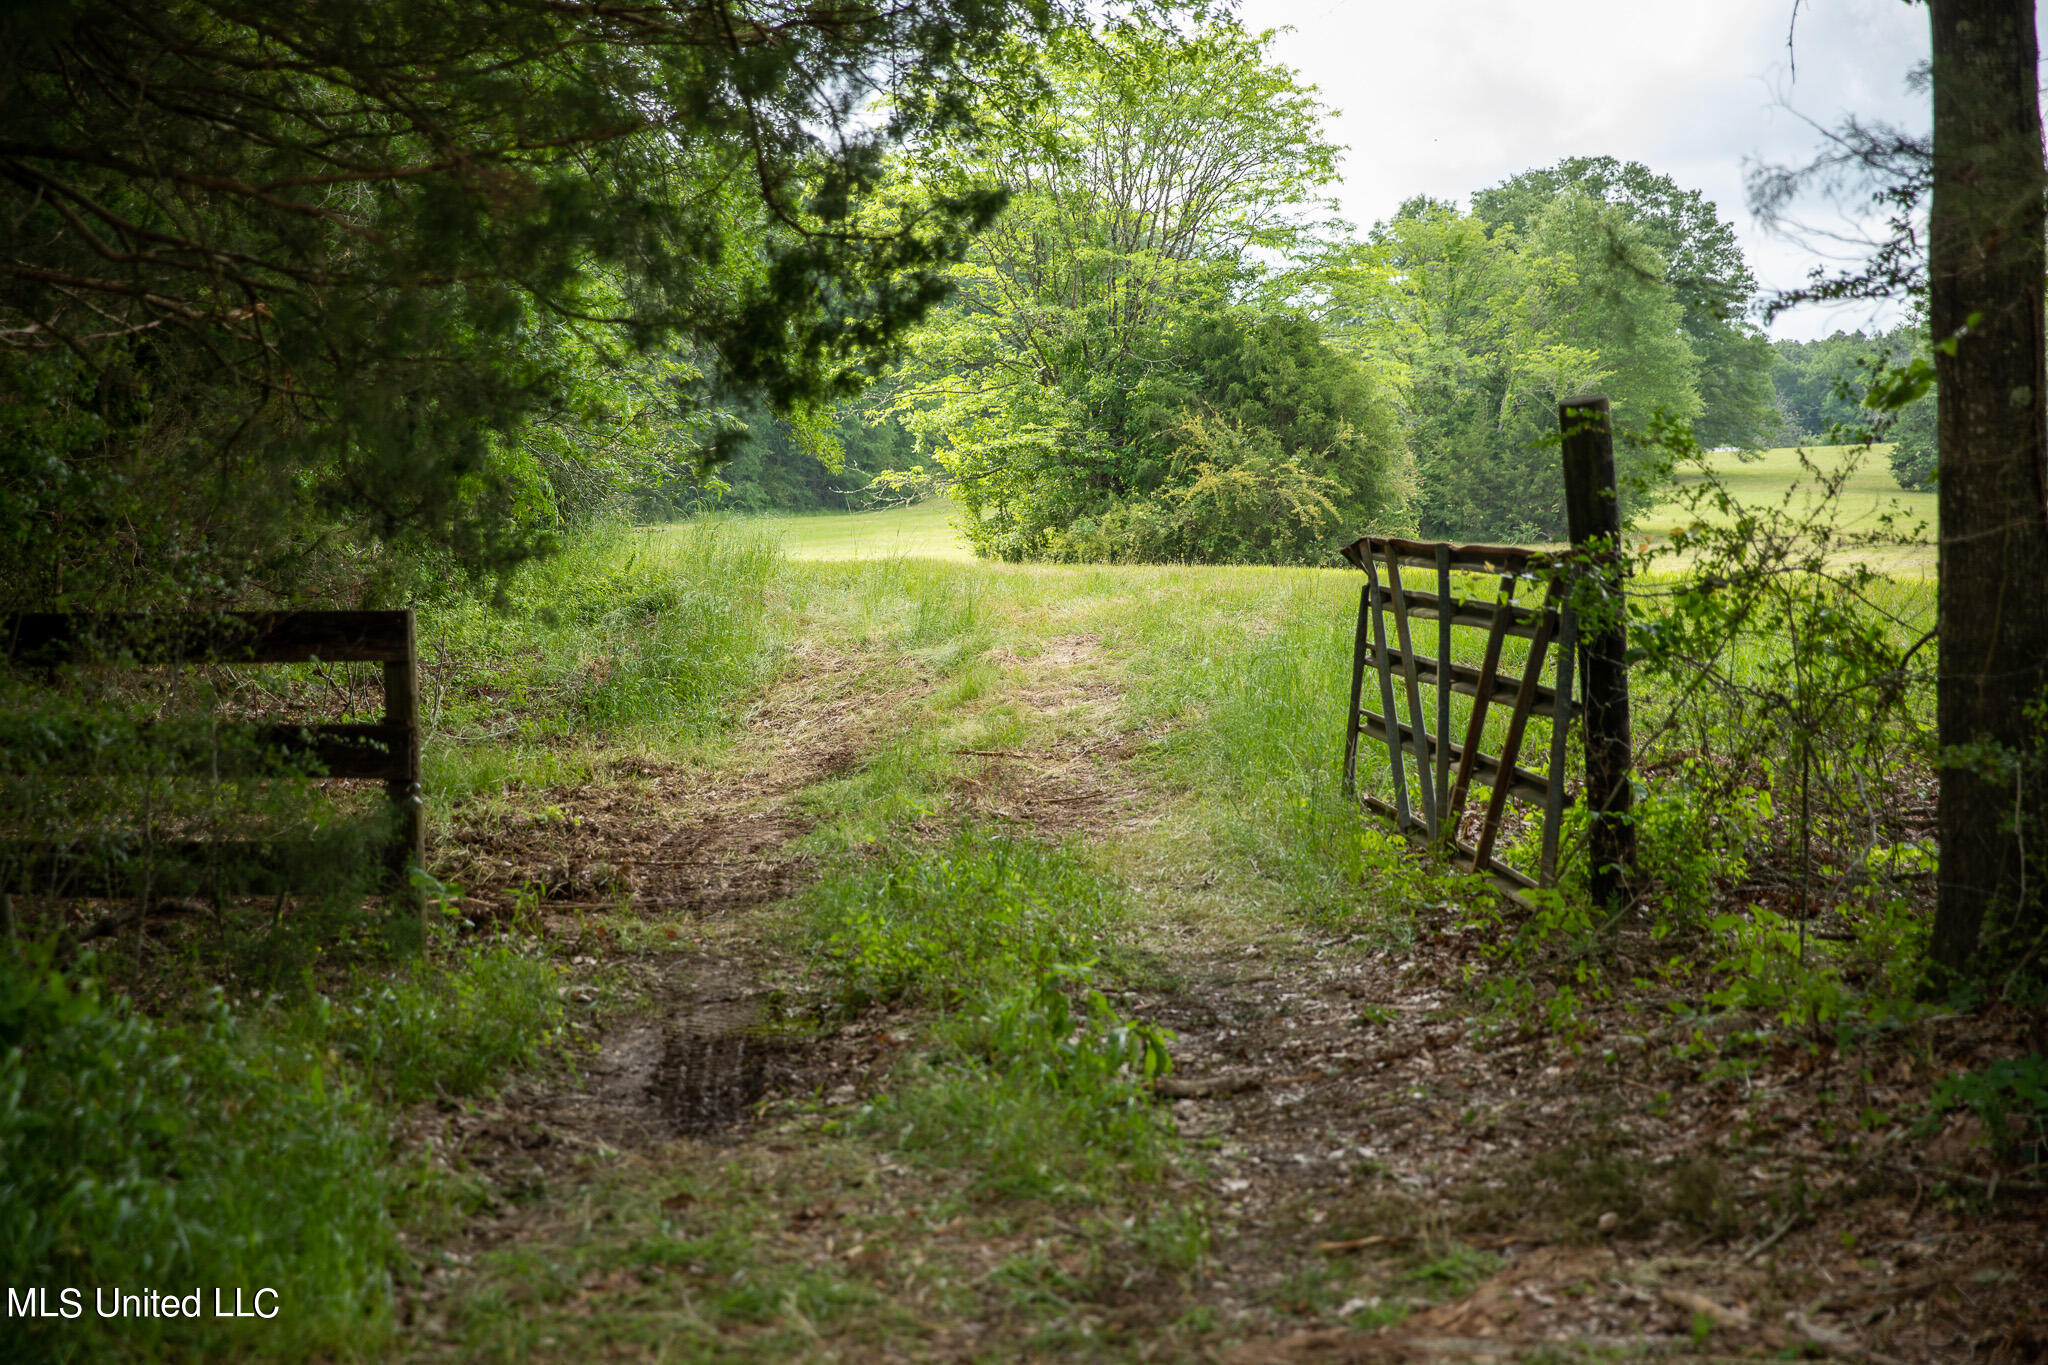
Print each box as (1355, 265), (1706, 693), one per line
(1339, 536), (1577, 891)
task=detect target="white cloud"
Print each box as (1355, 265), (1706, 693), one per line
(1233, 0), (1953, 339)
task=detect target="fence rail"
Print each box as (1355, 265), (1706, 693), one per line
(1, 609), (423, 899)
(1337, 395), (1637, 903)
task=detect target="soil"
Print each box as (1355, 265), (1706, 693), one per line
(399, 635), (2048, 1364)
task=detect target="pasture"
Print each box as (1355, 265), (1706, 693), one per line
(715, 444), (1940, 576)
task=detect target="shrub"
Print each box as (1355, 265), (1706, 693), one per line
(1050, 418), (1349, 566)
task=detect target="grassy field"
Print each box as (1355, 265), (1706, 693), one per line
(721, 495), (975, 561)
(1641, 442), (1936, 575)
(705, 444), (1938, 576)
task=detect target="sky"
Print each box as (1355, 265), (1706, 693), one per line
(1231, 0), (1955, 341)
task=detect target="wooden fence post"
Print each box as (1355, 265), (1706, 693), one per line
(384, 607), (425, 920)
(1559, 396), (1636, 906)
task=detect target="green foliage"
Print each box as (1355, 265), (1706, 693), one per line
(1768, 323), (1939, 489)
(1131, 576), (1444, 925)
(1050, 415), (1348, 565)
(799, 826), (1122, 1010)
(861, 967), (1179, 1203)
(0, 947), (394, 1362)
(299, 943), (566, 1105)
(637, 392), (920, 518)
(1929, 1054), (2048, 1166)
(887, 15), (1406, 563)
(425, 519), (782, 737)
(1886, 386), (1939, 488)
(797, 825), (1178, 1202)
(1358, 193), (1698, 540)
(0, 0), (1055, 606)
(1471, 156), (1778, 450)
(0, 680), (392, 973)
(1631, 422), (1934, 873)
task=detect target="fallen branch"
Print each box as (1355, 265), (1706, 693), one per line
(1659, 1286), (1749, 1330)
(1313, 1233), (1410, 1254)
(1736, 1209), (1803, 1264)
(1787, 1309), (1909, 1365)
(1153, 1073), (1262, 1099)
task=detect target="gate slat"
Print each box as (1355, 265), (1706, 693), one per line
(1382, 548), (1438, 837)
(1471, 590), (1557, 872)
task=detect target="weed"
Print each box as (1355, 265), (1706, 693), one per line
(1927, 1053), (2048, 1168)
(854, 976), (1178, 1204)
(799, 826), (1123, 1010)
(289, 941), (566, 1103)
(0, 944), (395, 1362)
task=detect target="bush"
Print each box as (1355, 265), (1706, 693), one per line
(942, 311), (1410, 565)
(1050, 418), (1348, 565)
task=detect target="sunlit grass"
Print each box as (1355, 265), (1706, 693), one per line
(1637, 443), (1936, 577)
(675, 496), (975, 562)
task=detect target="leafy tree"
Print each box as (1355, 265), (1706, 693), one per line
(1053, 312), (1409, 563)
(1886, 385), (1939, 488)
(1769, 331), (1896, 440)
(0, 0), (1056, 607)
(884, 14), (1406, 562)
(1766, 327), (1938, 488)
(636, 393), (916, 517)
(1364, 194), (1699, 541)
(1474, 157), (1777, 449)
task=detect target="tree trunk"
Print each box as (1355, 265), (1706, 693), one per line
(1928, 0), (2048, 977)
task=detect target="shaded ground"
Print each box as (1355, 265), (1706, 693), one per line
(399, 622), (2046, 1363)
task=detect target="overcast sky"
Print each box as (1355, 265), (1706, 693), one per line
(1232, 0), (1967, 341)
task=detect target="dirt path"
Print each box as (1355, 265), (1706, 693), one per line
(401, 631), (2047, 1363)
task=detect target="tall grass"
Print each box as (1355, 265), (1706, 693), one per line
(0, 948), (394, 1363)
(423, 519), (782, 743)
(1119, 571), (1446, 922)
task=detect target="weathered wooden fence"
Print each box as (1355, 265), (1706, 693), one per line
(1340, 394), (1636, 899)
(1, 609), (424, 900)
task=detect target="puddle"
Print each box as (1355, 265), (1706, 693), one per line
(645, 1025), (793, 1137)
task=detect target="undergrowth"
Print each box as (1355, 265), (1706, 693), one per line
(0, 946), (394, 1363)
(801, 827), (1185, 1207)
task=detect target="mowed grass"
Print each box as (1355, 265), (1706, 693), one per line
(715, 495), (975, 561)
(1640, 443), (1936, 576)
(647, 448), (1937, 885)
(673, 445), (1936, 575)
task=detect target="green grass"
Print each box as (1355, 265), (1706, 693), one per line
(5, 452), (1952, 1360)
(798, 827), (1125, 1010)
(658, 449), (1935, 575)
(689, 495), (974, 562)
(0, 948), (396, 1363)
(1639, 443), (1936, 576)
